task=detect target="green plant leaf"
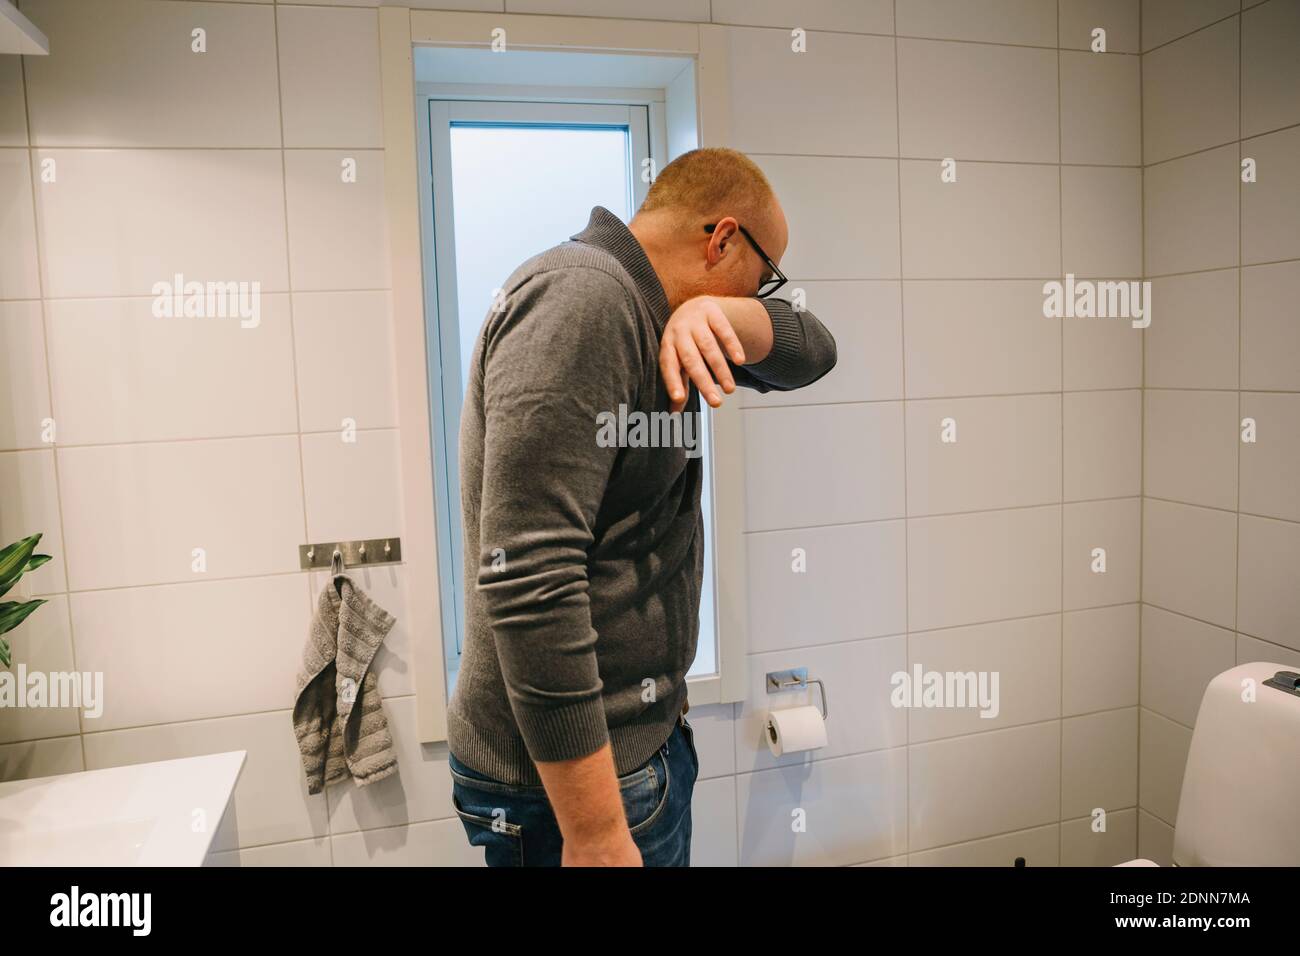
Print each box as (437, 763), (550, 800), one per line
(0, 598), (46, 638)
(0, 534), (42, 593)
(25, 554), (53, 572)
(0, 637), (9, 669)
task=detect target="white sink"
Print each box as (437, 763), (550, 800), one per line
(0, 751), (246, 866)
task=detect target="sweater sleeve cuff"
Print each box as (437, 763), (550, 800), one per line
(512, 695), (610, 764)
(743, 297), (805, 383)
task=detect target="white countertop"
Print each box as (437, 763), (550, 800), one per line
(0, 750), (246, 866)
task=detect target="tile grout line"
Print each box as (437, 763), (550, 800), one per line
(1055, 0), (1065, 863)
(1234, 5), (1244, 651)
(1135, 0), (1146, 857)
(269, 4), (328, 868)
(890, 0), (910, 863)
(16, 48), (88, 776)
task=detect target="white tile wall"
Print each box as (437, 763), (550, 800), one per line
(0, 0), (1160, 868)
(1138, 0), (1300, 853)
(1141, 16), (1239, 164)
(899, 159), (1061, 278)
(897, 39), (1058, 163)
(724, 27), (897, 157)
(32, 148), (290, 298)
(23, 0), (281, 148)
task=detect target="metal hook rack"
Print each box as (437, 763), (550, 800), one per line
(765, 667), (829, 721)
(299, 537), (402, 573)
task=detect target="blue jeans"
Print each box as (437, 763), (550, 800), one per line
(448, 712), (700, 866)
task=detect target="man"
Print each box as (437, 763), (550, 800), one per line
(446, 147), (837, 866)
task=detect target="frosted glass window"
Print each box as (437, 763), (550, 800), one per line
(448, 125), (633, 389)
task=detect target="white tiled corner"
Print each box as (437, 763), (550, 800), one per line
(1141, 16), (1239, 164)
(1140, 604), (1236, 727)
(1141, 498), (1238, 629)
(1143, 145), (1239, 277)
(1064, 389), (1142, 501)
(1059, 0), (1141, 52)
(1060, 50), (1142, 165)
(1145, 269), (1239, 389)
(1063, 497), (1141, 610)
(1137, 707), (1192, 824)
(1140, 0), (1239, 52)
(1061, 707), (1137, 819)
(1143, 389), (1239, 511)
(1063, 603), (1140, 715)
(1061, 165), (1142, 278)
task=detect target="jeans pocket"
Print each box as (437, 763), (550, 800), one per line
(680, 717), (700, 776)
(622, 748), (671, 836)
(451, 787), (525, 866)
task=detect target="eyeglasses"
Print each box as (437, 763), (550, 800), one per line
(704, 222), (788, 298)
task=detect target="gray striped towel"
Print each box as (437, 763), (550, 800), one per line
(293, 575), (398, 794)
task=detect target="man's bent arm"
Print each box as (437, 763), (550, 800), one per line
(708, 295), (837, 393)
(475, 266), (643, 861)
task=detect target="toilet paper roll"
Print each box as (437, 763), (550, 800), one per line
(765, 705), (828, 757)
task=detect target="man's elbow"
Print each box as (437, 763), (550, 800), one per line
(788, 321), (837, 389)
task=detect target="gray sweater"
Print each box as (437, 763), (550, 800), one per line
(447, 206), (837, 786)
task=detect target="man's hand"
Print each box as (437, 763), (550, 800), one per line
(659, 296), (747, 413)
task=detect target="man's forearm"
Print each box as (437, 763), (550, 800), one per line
(535, 744), (635, 852)
(707, 295), (774, 365)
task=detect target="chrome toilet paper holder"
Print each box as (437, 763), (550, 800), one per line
(765, 668), (829, 721)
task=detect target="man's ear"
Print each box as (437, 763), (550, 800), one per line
(707, 217), (740, 264)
